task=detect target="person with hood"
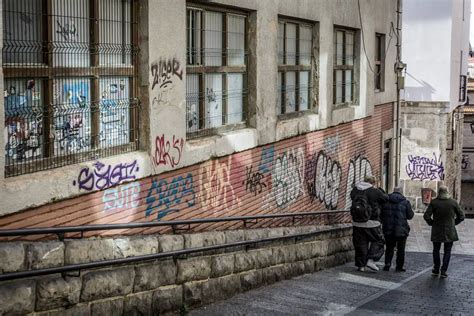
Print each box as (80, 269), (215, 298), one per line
(424, 185), (464, 278)
(350, 175), (389, 272)
(381, 187), (414, 272)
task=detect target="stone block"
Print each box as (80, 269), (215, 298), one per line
(123, 291), (152, 316)
(36, 277), (81, 311)
(304, 259), (316, 274)
(177, 257), (211, 283)
(151, 285), (183, 314)
(134, 260), (177, 292)
(295, 243), (313, 261)
(261, 266), (279, 285)
(250, 248), (274, 269)
(183, 280), (211, 308)
(234, 252), (255, 273)
(36, 304), (91, 316)
(91, 298), (124, 316)
(208, 274), (242, 302)
(158, 235), (184, 253)
(65, 239), (114, 265)
(81, 267), (135, 302)
(26, 241), (64, 270)
(0, 242), (25, 273)
(113, 236), (158, 258)
(211, 254), (235, 278)
(244, 228), (269, 241)
(272, 245), (296, 264)
(224, 230), (245, 252)
(239, 269), (263, 291)
(184, 231), (226, 249)
(290, 261), (306, 276)
(0, 280), (35, 315)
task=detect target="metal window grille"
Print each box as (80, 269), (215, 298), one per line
(186, 6), (248, 139)
(3, 0), (140, 178)
(333, 29), (356, 105)
(375, 33), (385, 92)
(277, 20), (313, 115)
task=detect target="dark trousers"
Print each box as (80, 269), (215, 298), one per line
(433, 242), (453, 272)
(384, 236), (407, 269)
(353, 226), (385, 267)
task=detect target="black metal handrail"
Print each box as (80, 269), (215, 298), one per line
(0, 210), (349, 237)
(0, 224), (351, 282)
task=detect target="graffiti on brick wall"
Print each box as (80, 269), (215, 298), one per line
(73, 160), (139, 191)
(145, 173), (196, 220)
(306, 151), (342, 210)
(323, 135), (340, 155)
(259, 145), (275, 174)
(344, 156), (373, 210)
(405, 153), (445, 181)
(272, 148), (305, 208)
(154, 134), (185, 168)
(199, 157), (240, 211)
(103, 182), (141, 211)
(461, 154), (469, 170)
(242, 166), (267, 196)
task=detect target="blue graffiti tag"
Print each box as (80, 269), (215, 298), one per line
(145, 173), (196, 220)
(258, 145), (275, 174)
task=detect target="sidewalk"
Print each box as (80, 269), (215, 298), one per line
(192, 217), (474, 315)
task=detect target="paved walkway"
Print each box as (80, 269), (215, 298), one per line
(192, 217), (474, 315)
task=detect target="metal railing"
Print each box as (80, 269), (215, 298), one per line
(0, 223), (351, 282)
(0, 210), (349, 239)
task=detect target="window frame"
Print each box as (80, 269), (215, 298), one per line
(186, 4), (248, 139)
(277, 18), (314, 116)
(3, 0), (140, 177)
(333, 27), (357, 106)
(375, 33), (385, 92)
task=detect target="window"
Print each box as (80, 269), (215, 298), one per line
(333, 28), (356, 105)
(3, 0), (139, 177)
(277, 20), (313, 115)
(186, 6), (247, 139)
(375, 33), (385, 92)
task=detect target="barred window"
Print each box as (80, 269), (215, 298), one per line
(333, 28), (356, 105)
(3, 0), (139, 177)
(186, 6), (247, 139)
(375, 33), (385, 92)
(277, 19), (313, 115)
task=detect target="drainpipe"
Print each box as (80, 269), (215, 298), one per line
(395, 0), (403, 186)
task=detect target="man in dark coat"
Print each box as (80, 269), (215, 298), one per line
(381, 187), (414, 272)
(351, 175), (389, 272)
(423, 185), (464, 278)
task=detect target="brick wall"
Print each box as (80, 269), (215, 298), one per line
(0, 104), (393, 239)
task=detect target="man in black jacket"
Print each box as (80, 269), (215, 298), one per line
(381, 187), (414, 272)
(351, 175), (389, 272)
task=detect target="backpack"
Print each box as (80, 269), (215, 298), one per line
(350, 190), (372, 222)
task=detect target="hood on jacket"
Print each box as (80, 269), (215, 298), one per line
(437, 192), (450, 200)
(356, 181), (373, 191)
(389, 192), (406, 203)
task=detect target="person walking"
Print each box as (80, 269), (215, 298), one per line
(350, 175), (389, 272)
(423, 185), (465, 278)
(380, 187), (414, 272)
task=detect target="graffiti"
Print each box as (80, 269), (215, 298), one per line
(151, 58), (183, 90)
(56, 20), (77, 42)
(462, 155), (470, 170)
(100, 80), (129, 147)
(73, 160), (140, 191)
(307, 151), (342, 210)
(154, 135), (184, 168)
(206, 88), (217, 103)
(145, 173), (196, 220)
(152, 86), (174, 107)
(323, 135), (340, 155)
(405, 153), (445, 181)
(242, 166), (267, 196)
(199, 157), (240, 210)
(344, 156), (373, 210)
(259, 145), (275, 174)
(103, 182), (141, 211)
(272, 148), (305, 208)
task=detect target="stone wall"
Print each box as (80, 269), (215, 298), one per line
(0, 225), (353, 315)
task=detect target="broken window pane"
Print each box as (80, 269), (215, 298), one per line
(186, 74), (200, 132)
(205, 74), (223, 128)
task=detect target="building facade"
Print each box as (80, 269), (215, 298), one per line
(0, 0), (398, 232)
(401, 0), (470, 211)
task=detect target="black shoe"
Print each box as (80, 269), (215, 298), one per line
(440, 272), (448, 278)
(395, 267), (406, 272)
(432, 269), (440, 276)
(383, 265), (390, 271)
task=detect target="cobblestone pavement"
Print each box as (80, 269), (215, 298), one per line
(192, 218), (474, 315)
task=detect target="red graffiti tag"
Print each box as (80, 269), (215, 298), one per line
(154, 135), (185, 168)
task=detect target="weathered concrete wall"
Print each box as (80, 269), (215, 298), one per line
(0, 225), (353, 315)
(0, 104), (393, 237)
(400, 102), (463, 211)
(0, 0), (398, 217)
